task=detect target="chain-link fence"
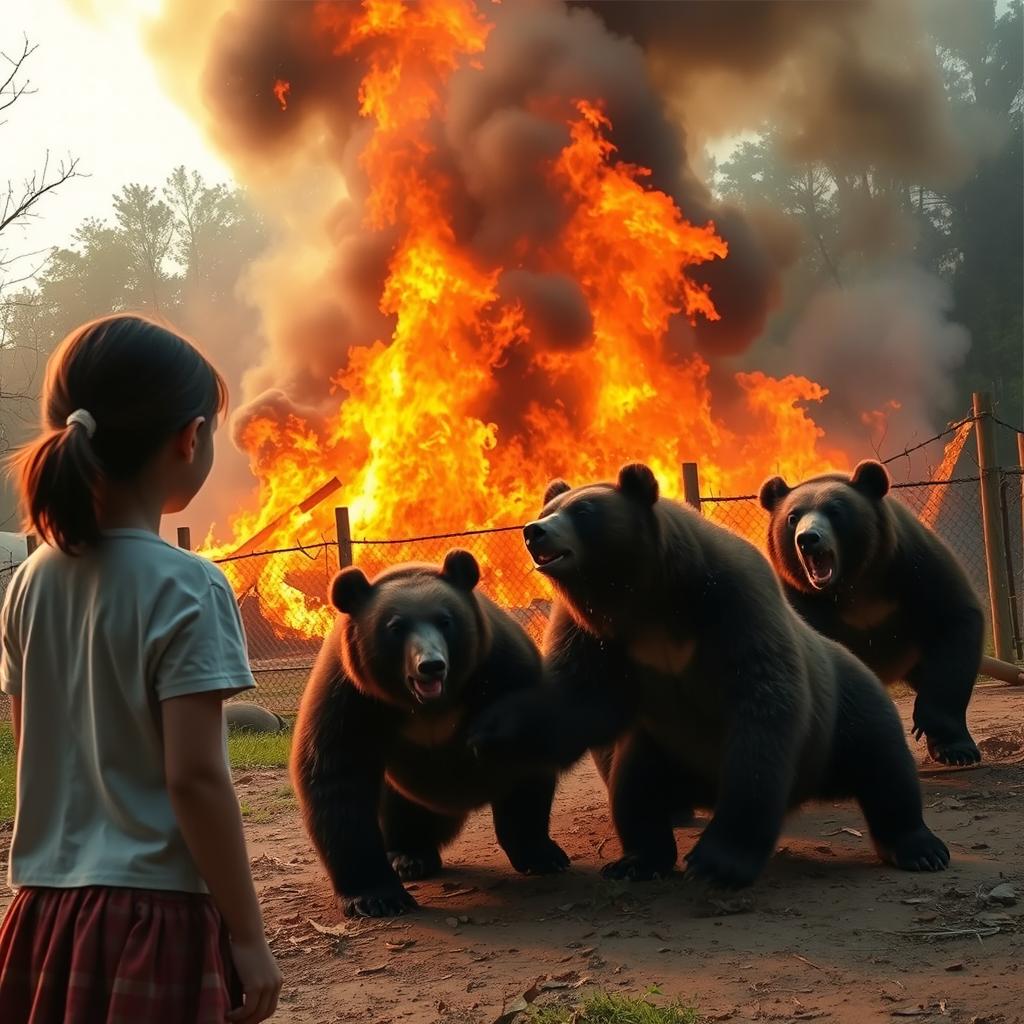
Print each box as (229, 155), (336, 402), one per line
(0, 464), (1022, 722)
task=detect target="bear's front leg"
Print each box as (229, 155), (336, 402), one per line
(293, 718), (416, 917)
(602, 731), (679, 882)
(684, 684), (799, 889)
(491, 774), (569, 875)
(907, 600), (984, 767)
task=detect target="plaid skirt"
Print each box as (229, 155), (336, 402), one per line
(0, 885), (242, 1024)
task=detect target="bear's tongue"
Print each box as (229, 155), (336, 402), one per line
(805, 550), (835, 587)
(412, 677), (444, 700)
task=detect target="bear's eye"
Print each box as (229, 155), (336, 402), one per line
(386, 616), (404, 635)
(437, 613), (453, 632)
(572, 500), (592, 518)
(786, 511), (800, 528)
(824, 502), (842, 520)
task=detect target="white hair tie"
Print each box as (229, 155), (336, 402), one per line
(65, 409), (97, 439)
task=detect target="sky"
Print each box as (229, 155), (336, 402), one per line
(3, 0), (233, 267)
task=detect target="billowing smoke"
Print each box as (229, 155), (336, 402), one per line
(145, 0), (973, 504)
(761, 267), (971, 478)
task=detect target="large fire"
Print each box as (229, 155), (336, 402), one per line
(202, 0), (849, 639)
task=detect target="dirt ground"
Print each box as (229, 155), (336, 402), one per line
(3, 684), (1023, 1024)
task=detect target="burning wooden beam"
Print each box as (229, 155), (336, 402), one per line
(228, 476), (342, 558)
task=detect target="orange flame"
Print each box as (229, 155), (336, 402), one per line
(917, 419), (973, 530)
(273, 78), (291, 111)
(206, 0), (848, 639)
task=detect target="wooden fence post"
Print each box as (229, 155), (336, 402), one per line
(681, 462), (702, 514)
(335, 507), (353, 569)
(998, 475), (1023, 660)
(973, 392), (1014, 662)
(1018, 432), (1024, 566)
(176, 527), (191, 551)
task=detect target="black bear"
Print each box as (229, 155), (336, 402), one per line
(759, 460), (984, 766)
(469, 464), (949, 889)
(292, 549), (568, 918)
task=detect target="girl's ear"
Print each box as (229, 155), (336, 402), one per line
(177, 417), (207, 462)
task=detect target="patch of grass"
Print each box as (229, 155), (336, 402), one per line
(0, 723), (14, 823)
(240, 784), (295, 824)
(530, 992), (698, 1024)
(0, 724), (293, 825)
(228, 728), (293, 770)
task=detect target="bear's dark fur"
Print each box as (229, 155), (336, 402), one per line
(759, 460), (985, 766)
(469, 464), (948, 888)
(292, 549), (568, 918)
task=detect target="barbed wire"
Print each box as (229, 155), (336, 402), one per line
(350, 523), (524, 545)
(213, 540), (333, 565)
(990, 414), (1024, 437)
(880, 412), (973, 466)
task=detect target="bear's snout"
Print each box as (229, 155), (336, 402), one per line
(415, 656), (447, 677)
(405, 625), (449, 704)
(796, 530), (823, 553)
(523, 521), (545, 545)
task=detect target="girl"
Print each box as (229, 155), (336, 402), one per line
(0, 314), (282, 1023)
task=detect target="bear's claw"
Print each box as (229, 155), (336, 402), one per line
(878, 827), (950, 873)
(601, 853), (673, 882)
(506, 838), (570, 876)
(341, 885), (418, 919)
(684, 832), (765, 890)
(387, 849), (443, 881)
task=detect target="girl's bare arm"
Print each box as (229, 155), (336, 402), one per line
(162, 690), (281, 1023)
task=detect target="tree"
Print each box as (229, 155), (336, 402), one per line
(0, 34), (81, 460)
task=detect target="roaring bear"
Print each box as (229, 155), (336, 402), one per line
(292, 549), (568, 918)
(759, 460), (984, 766)
(469, 464), (948, 888)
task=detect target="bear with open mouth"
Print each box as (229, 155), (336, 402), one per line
(469, 463), (949, 889)
(760, 460), (984, 767)
(292, 549), (568, 918)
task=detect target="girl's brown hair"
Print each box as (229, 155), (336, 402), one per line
(13, 314), (227, 554)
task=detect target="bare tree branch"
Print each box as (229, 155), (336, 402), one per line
(0, 152), (81, 237)
(0, 35), (37, 117)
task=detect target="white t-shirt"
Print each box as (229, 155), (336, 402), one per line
(0, 529), (256, 893)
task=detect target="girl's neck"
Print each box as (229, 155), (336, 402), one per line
(95, 477), (165, 535)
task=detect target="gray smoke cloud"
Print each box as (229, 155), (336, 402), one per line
(765, 266), (971, 477)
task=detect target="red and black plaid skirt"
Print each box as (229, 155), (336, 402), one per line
(0, 885), (242, 1023)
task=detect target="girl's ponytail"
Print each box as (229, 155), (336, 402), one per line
(16, 413), (103, 554)
(9, 314), (227, 556)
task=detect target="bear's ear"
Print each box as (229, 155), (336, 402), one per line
(617, 462), (659, 506)
(543, 479), (571, 506)
(330, 567), (373, 615)
(759, 476), (791, 512)
(850, 460), (890, 500)
(441, 549), (480, 591)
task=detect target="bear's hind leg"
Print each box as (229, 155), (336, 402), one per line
(491, 774), (570, 876)
(833, 675), (949, 872)
(602, 731), (679, 882)
(380, 785), (465, 881)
